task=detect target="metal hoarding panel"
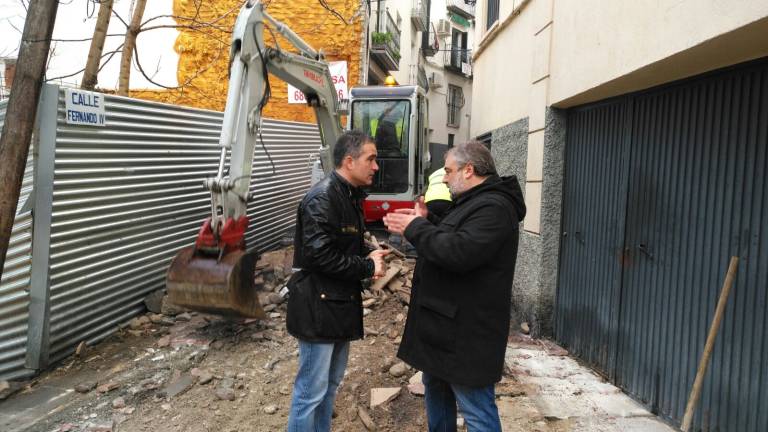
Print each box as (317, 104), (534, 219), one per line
(45, 90), (320, 363)
(0, 99), (35, 380)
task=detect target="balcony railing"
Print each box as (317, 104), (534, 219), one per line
(411, 0), (428, 32)
(371, 8), (401, 71)
(447, 0), (475, 19)
(443, 44), (472, 77)
(422, 24), (439, 57)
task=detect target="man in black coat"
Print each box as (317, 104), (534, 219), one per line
(286, 130), (389, 431)
(383, 141), (526, 432)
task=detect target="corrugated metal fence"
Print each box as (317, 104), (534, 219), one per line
(0, 85), (321, 379)
(0, 100), (35, 380)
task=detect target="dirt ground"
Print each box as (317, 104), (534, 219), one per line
(9, 246), (511, 432)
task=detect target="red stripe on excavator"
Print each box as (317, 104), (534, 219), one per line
(363, 200), (414, 223)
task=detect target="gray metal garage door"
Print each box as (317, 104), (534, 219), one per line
(557, 58), (768, 431)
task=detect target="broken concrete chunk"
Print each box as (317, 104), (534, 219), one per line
(160, 295), (188, 316)
(370, 387), (401, 409)
(111, 397), (126, 409)
(263, 404), (278, 414)
(144, 289), (165, 314)
(369, 266), (401, 291)
(175, 312), (192, 322)
(267, 293), (284, 305)
(362, 298), (376, 308)
(74, 381), (97, 394)
(387, 279), (404, 292)
(407, 382), (425, 396)
(363, 308), (372, 317)
(357, 406), (376, 430)
(75, 341), (87, 357)
(156, 336), (171, 348)
(389, 362), (409, 377)
(408, 371), (423, 385)
(96, 382), (120, 394)
(521, 322), (530, 334)
(215, 388), (236, 401)
(160, 373), (195, 399)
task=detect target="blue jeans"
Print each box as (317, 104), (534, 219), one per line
(423, 372), (501, 432)
(287, 340), (350, 432)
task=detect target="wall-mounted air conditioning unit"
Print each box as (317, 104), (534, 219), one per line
(428, 71), (445, 89)
(436, 19), (451, 36)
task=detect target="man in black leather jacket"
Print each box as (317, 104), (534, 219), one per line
(286, 130), (389, 431)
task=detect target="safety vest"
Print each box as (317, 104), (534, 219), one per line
(369, 117), (405, 141)
(424, 168), (451, 203)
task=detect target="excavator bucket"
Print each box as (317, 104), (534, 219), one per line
(166, 246), (266, 319)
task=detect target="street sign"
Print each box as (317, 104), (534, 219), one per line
(65, 88), (106, 127)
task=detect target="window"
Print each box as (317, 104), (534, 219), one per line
(448, 133), (455, 148)
(448, 29), (469, 70)
(486, 0), (499, 29)
(351, 99), (412, 193)
(447, 85), (463, 127)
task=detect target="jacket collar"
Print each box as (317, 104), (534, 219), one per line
(331, 171), (368, 200)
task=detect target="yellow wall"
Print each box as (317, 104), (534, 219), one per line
(133, 0), (364, 123)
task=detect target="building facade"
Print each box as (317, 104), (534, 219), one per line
(135, 0), (366, 124)
(367, 0), (475, 169)
(471, 1), (768, 430)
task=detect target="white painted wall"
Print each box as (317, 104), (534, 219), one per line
(470, 0), (539, 136)
(471, 0), (768, 135)
(0, 0), (178, 90)
(549, 0), (768, 106)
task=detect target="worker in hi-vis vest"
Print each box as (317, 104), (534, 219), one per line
(424, 167), (452, 218)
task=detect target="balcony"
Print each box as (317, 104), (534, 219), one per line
(443, 44), (472, 77)
(422, 24), (439, 57)
(411, 0), (428, 32)
(447, 0), (475, 19)
(371, 8), (401, 71)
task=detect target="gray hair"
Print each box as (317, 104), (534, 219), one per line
(446, 141), (497, 177)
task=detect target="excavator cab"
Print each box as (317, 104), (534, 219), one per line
(350, 85), (431, 222)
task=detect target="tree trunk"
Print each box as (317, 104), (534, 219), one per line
(81, 0), (114, 90)
(0, 0), (60, 275)
(117, 0), (147, 96)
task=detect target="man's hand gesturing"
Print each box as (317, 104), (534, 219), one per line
(368, 249), (390, 278)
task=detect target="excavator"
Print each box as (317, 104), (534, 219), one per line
(166, 0), (431, 318)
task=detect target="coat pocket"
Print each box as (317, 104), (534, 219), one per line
(286, 271), (319, 339)
(418, 296), (458, 352)
(317, 288), (360, 339)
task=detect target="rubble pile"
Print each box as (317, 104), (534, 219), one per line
(9, 245), (433, 432)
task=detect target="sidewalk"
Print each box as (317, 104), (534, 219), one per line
(497, 336), (675, 432)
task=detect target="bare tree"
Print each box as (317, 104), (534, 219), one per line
(117, 0), (147, 96)
(0, 0), (59, 276)
(81, 0), (115, 90)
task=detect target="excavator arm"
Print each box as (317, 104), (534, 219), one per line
(208, 0), (344, 234)
(166, 0), (345, 317)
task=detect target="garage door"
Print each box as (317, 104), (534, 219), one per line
(557, 58), (768, 431)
